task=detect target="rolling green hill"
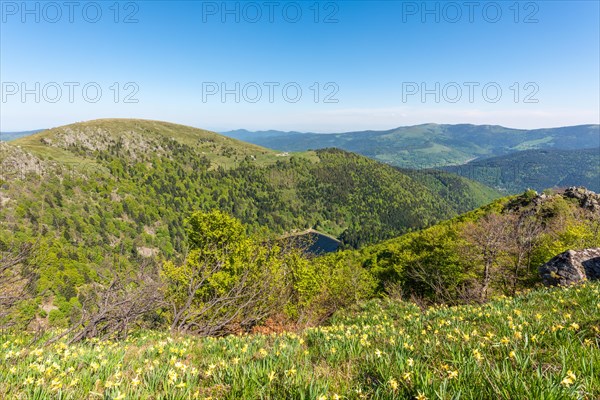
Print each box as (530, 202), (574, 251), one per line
(444, 148), (600, 193)
(0, 119), (501, 314)
(223, 124), (600, 168)
(11, 119), (287, 169)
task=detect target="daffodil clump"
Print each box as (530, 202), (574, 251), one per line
(1, 282), (599, 399)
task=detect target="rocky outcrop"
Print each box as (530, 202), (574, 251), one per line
(0, 142), (47, 178)
(539, 248), (600, 286)
(563, 187), (600, 212)
(506, 187), (600, 213)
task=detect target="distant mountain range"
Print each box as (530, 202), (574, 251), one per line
(222, 124), (600, 169)
(0, 130), (44, 141)
(4, 124), (597, 195)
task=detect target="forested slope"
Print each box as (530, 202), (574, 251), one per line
(0, 119), (500, 321)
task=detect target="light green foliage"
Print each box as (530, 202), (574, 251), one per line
(11, 299), (39, 329)
(292, 253), (377, 324)
(47, 309), (66, 328)
(182, 210), (252, 297)
(162, 211), (377, 332)
(161, 210), (269, 333)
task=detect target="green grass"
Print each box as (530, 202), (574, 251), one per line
(513, 136), (554, 151)
(2, 282), (598, 399)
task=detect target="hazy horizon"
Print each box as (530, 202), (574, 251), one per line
(3, 119), (600, 136)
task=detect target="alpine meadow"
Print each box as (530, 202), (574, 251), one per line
(1, 1), (599, 399)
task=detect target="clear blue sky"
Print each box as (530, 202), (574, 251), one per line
(1, 0), (599, 132)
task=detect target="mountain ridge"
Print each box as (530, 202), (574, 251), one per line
(225, 123), (599, 136)
(222, 123), (600, 168)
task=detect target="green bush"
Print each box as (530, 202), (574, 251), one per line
(48, 309), (67, 328)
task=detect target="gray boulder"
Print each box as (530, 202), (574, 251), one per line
(539, 248), (600, 286)
(564, 187), (600, 212)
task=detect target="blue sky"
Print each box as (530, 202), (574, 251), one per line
(1, 0), (599, 132)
